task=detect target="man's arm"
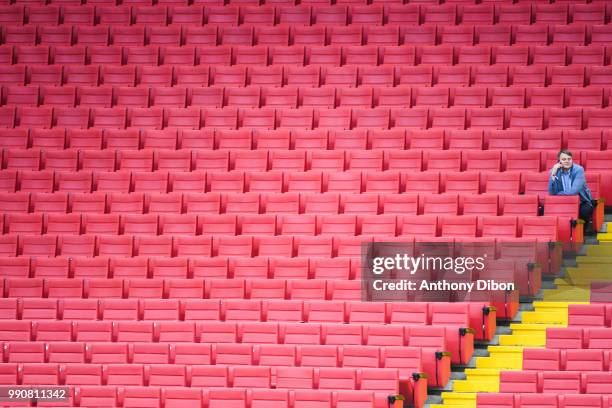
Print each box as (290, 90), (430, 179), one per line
(548, 175), (558, 195)
(548, 163), (562, 195)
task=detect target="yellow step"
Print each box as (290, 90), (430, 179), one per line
(486, 346), (525, 360)
(532, 301), (584, 309)
(596, 233), (612, 241)
(463, 369), (501, 384)
(433, 399), (477, 408)
(499, 333), (545, 347)
(543, 285), (591, 293)
(554, 277), (595, 284)
(577, 256), (612, 264)
(486, 345), (524, 354)
(586, 243), (612, 257)
(541, 288), (591, 302)
(441, 392), (477, 404)
(566, 266), (612, 279)
(567, 263), (612, 271)
(452, 379), (499, 393)
(464, 368), (502, 376)
(521, 311), (568, 324)
(555, 279), (609, 286)
(475, 355), (522, 369)
(576, 254), (612, 267)
(509, 323), (562, 331)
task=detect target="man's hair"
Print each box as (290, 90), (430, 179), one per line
(557, 150), (573, 160)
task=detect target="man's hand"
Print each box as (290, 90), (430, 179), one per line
(550, 163), (561, 178)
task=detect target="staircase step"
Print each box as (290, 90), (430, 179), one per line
(475, 355), (522, 369)
(532, 301), (580, 309)
(576, 256), (612, 264)
(452, 379), (499, 393)
(440, 392), (477, 404)
(541, 288), (591, 301)
(499, 333), (545, 347)
(520, 311), (568, 325)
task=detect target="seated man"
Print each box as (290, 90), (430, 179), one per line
(548, 150), (595, 234)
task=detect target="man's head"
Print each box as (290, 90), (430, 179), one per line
(557, 150), (573, 171)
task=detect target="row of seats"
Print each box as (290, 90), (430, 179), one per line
(0, 67), (598, 96)
(3, 3), (610, 27)
(3, 85), (612, 111)
(4, 128), (611, 151)
(0, 191), (560, 216)
(0, 321), (464, 350)
(0, 274), (339, 300)
(1, 0), (610, 8)
(6, 0), (599, 3)
(0, 168), (602, 196)
(0, 385), (396, 408)
(0, 275), (506, 304)
(0, 231), (557, 257)
(501, 370), (612, 395)
(0, 382), (395, 408)
(4, 3), (612, 27)
(0, 274), (493, 300)
(0, 193), (560, 220)
(0, 212), (573, 238)
(568, 304), (612, 328)
(3, 24), (612, 48)
(0, 298), (492, 326)
(1, 147), (609, 172)
(548, 327), (612, 349)
(0, 218), (568, 246)
(2, 45), (612, 68)
(477, 393), (612, 408)
(0, 172), (599, 208)
(0, 362), (403, 394)
(521, 348), (612, 372)
(0, 254), (363, 278)
(1, 106), (610, 130)
(3, 65), (612, 92)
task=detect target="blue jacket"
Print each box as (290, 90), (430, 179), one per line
(548, 163), (593, 206)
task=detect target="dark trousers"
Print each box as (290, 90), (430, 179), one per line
(580, 201), (594, 232)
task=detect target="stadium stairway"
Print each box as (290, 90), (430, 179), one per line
(427, 214), (612, 408)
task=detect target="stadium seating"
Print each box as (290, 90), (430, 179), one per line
(1, 1), (610, 407)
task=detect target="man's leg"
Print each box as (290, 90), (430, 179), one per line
(579, 201), (595, 235)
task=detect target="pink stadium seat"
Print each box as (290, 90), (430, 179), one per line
(62, 363), (102, 386)
(105, 365), (143, 386)
(0, 235), (17, 256)
(75, 386), (117, 407)
(477, 393), (515, 408)
(0, 192), (30, 214)
(408, 127), (443, 149)
(471, 66), (508, 88)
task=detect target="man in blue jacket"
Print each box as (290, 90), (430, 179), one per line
(548, 150), (595, 234)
